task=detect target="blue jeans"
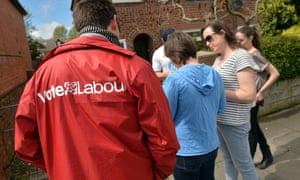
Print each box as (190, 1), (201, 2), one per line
(217, 122), (258, 180)
(173, 148), (218, 180)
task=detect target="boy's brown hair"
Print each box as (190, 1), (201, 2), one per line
(164, 31), (197, 65)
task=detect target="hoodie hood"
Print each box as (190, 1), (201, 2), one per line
(178, 64), (217, 96)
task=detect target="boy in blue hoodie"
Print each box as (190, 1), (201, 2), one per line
(163, 31), (226, 180)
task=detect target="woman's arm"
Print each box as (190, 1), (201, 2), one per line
(226, 67), (256, 103)
(256, 64), (280, 101)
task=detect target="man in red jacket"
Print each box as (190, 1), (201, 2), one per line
(14, 0), (179, 179)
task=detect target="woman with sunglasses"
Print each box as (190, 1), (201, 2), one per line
(201, 20), (259, 180)
(236, 26), (280, 169)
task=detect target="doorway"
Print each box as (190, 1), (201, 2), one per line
(133, 33), (152, 64)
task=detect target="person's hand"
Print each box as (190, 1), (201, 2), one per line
(166, 71), (174, 76)
(256, 92), (264, 102)
(162, 175), (173, 180)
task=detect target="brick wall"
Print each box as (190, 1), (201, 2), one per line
(0, 1), (31, 179)
(0, 1), (32, 96)
(116, 0), (258, 58)
(0, 84), (24, 179)
(69, 1), (259, 62)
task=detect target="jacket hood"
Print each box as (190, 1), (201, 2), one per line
(178, 64), (217, 96)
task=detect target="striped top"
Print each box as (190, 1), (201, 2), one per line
(213, 48), (257, 125)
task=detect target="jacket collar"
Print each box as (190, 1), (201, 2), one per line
(42, 36), (135, 64)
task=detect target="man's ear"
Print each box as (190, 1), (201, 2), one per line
(109, 15), (120, 38)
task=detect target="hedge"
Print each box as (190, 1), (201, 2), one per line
(260, 35), (300, 80)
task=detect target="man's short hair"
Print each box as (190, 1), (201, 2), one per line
(162, 28), (175, 42)
(72, 0), (117, 32)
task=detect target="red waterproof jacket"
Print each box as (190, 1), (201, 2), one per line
(15, 36), (179, 180)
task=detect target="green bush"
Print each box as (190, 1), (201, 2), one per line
(258, 0), (298, 36)
(260, 35), (300, 80)
(281, 21), (300, 37)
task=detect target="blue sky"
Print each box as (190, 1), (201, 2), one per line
(19, 0), (73, 39)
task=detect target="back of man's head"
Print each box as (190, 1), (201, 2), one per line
(72, 0), (117, 32)
(162, 28), (175, 42)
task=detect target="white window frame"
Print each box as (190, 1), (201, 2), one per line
(119, 39), (127, 49)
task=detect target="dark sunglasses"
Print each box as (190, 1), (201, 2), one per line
(204, 32), (216, 43)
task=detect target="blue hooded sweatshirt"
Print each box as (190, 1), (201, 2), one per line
(163, 64), (226, 156)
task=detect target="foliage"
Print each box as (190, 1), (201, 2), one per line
(67, 26), (78, 40)
(24, 13), (35, 35)
(196, 41), (208, 51)
(24, 13), (42, 60)
(285, 0), (300, 17)
(9, 154), (46, 180)
(53, 25), (68, 40)
(27, 35), (42, 60)
(258, 0), (298, 36)
(52, 25), (78, 42)
(260, 35), (300, 80)
(281, 21), (300, 37)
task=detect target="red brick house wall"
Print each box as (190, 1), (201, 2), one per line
(115, 0), (258, 62)
(0, 0), (32, 96)
(71, 0), (257, 62)
(0, 0), (31, 178)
